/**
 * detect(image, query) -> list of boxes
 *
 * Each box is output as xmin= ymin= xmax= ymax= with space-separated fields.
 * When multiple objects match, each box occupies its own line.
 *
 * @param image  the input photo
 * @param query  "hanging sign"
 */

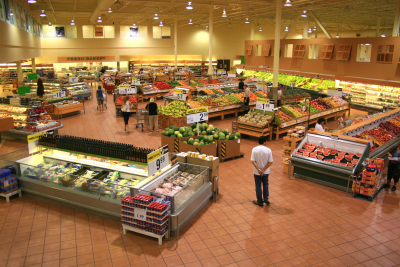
xmin=119 ymin=84 xmax=137 ymax=94
xmin=187 ymin=107 xmax=209 ymax=124
xmin=147 ymin=145 xmax=169 ymax=177
xmin=256 ymin=98 xmax=274 ymax=112
xmin=173 ymin=88 xmax=188 ymax=101
xmin=68 ymin=77 xmax=78 ymax=83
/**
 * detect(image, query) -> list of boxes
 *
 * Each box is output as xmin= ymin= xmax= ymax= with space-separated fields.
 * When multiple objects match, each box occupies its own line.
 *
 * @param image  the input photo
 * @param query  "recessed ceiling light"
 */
xmin=108 ymin=8 xmax=112 ymax=13
xmin=97 ymin=16 xmax=102 ymax=22
xmin=70 ymin=19 xmax=75 ymax=25
xmin=27 ymin=0 xmax=36 ymax=3
xmin=153 ymin=13 xmax=159 ymax=19
xmin=308 ymin=28 xmax=312 ymax=33
xmin=301 ymin=10 xmax=307 ymax=17
xmin=40 ymin=10 xmax=46 ymax=17
xmin=159 ymin=21 xmax=163 ymax=26
xmin=48 ymin=22 xmax=52 ymax=27
xmin=188 ymin=19 xmax=193 ymax=24
xmin=284 ymin=0 xmax=292 ymax=7
xmin=222 ymin=9 xmax=227 ymax=18
xmin=186 ymin=2 xmax=193 ymax=10
xmin=313 ymin=26 xmax=317 ymax=31
xmin=285 ymin=26 xmax=289 ymax=31
xmin=245 ymin=18 xmax=249 ymax=23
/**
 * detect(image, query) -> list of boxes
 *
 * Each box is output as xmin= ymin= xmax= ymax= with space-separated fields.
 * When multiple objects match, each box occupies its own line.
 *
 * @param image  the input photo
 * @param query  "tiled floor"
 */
xmin=0 ymin=84 xmax=400 ymax=267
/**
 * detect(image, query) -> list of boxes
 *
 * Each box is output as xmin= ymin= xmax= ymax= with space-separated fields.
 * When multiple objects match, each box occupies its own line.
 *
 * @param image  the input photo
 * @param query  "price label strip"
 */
xmin=173 ymin=89 xmax=187 ymax=101
xmin=255 ymin=98 xmax=274 ymax=112
xmin=187 ymin=107 xmax=208 ymax=124
xmin=147 ymin=145 xmax=169 ymax=177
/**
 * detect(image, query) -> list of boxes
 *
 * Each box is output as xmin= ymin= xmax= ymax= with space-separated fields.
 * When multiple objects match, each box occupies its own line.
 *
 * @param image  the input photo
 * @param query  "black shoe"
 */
xmin=384 ymin=184 xmax=391 ymax=188
xmin=264 ymin=201 xmax=271 ymax=205
xmin=391 ymin=186 xmax=396 ymax=191
xmin=253 ymin=200 xmax=263 ymax=206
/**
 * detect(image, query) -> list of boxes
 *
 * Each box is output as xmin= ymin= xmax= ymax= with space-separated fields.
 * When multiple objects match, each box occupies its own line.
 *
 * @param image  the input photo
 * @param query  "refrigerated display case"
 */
xmin=290 ymin=133 xmax=370 ymax=191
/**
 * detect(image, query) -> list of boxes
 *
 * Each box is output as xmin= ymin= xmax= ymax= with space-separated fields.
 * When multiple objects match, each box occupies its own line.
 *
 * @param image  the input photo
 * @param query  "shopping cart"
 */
xmin=134 ymin=109 xmax=149 ymax=132
xmin=96 ymin=92 xmax=107 ymax=111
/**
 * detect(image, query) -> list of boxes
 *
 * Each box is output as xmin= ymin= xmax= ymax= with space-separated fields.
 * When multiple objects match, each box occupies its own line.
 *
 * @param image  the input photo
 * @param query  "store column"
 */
xmin=16 ymin=61 xmax=23 ymax=87
xmin=250 ymin=23 xmax=254 ymax=40
xmin=393 ymin=0 xmax=400 ymax=37
xmin=303 ymin=17 xmax=308 ymax=38
xmin=174 ymin=16 xmax=178 ymax=69
xmin=31 ymin=58 xmax=36 ymax=73
xmin=208 ymin=4 xmax=213 ymax=83
xmin=272 ymin=0 xmax=282 ymax=106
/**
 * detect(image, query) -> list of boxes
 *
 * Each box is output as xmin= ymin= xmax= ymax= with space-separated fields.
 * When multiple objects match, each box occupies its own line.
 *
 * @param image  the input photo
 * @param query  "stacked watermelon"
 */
xmin=296 ymin=143 xmax=362 ymax=168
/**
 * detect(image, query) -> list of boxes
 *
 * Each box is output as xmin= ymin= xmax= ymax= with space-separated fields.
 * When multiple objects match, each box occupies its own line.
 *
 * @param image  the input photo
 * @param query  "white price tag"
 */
xmin=370 ymin=141 xmax=374 ymax=147
xmin=187 ymin=107 xmax=209 ymax=124
xmin=53 ymin=91 xmax=66 ymax=99
xmin=256 ymin=98 xmax=274 ymax=112
xmin=134 ymin=208 xmax=147 ymax=221
xmin=230 ymin=105 xmax=233 ymax=108
xmin=297 ymin=119 xmax=300 ymax=123
xmin=283 ymin=123 xmax=287 ymax=127
xmin=174 ymin=89 xmax=187 ymax=101
xmin=147 ymin=145 xmax=169 ymax=177
xmin=209 ymin=108 xmax=213 ymax=112
xmin=69 ymin=77 xmax=78 ymax=83
xmin=215 ymin=108 xmax=219 ymax=111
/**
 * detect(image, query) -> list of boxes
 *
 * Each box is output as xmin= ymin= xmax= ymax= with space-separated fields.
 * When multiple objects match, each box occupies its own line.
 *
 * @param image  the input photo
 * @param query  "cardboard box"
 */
xmin=217 ymin=139 xmax=240 ymax=160
xmin=362 ymin=177 xmax=376 ymax=185
xmin=161 ymin=135 xmax=190 ymax=153
xmin=363 ymin=170 xmax=377 ymax=179
xmin=179 ymin=140 xmax=217 ymax=157
xmin=177 ymin=155 xmax=187 ymax=163
xmin=187 ymin=157 xmax=203 ymax=166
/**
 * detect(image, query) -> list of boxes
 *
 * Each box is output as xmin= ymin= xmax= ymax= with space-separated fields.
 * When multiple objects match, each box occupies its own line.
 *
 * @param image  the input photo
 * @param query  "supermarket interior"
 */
xmin=1 ymin=0 xmax=400 ymax=267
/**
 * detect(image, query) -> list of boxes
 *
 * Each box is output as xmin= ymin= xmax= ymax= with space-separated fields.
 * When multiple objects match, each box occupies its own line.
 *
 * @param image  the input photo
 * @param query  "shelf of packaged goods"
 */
xmin=14 ymin=120 xmax=52 ymax=124
xmin=0 ymin=112 xmax=46 ymax=117
xmin=0 ymin=104 xmax=41 ymax=108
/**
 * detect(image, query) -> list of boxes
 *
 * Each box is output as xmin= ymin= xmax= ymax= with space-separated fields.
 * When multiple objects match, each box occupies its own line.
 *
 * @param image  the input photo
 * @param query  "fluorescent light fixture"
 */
xmin=313 ymin=26 xmax=317 ymax=31
xmin=159 ymin=21 xmax=163 ymax=26
xmin=301 ymin=10 xmax=307 ymax=17
xmin=336 ymin=34 xmax=339 ymax=38
xmin=285 ymin=26 xmax=289 ymax=31
xmin=108 ymin=8 xmax=112 ymax=13
xmin=153 ymin=13 xmax=159 ymax=19
xmin=259 ymin=27 xmax=262 ymax=32
xmin=27 ymin=0 xmax=36 ymax=3
xmin=284 ymin=0 xmax=292 ymax=6
xmin=245 ymin=18 xmax=249 ymax=23
xmin=381 ymin=33 xmax=386 ymax=37
xmin=186 ymin=2 xmax=193 ymax=10
xmin=70 ymin=19 xmax=75 ymax=25
xmin=97 ymin=16 xmax=102 ymax=22
xmin=222 ymin=9 xmax=227 ymax=17
xmin=188 ymin=19 xmax=193 ymax=24
xmin=132 ymin=23 xmax=137 ymax=28
xmin=308 ymin=28 xmax=312 ymax=33
xmin=40 ymin=10 xmax=46 ymax=17
xmin=48 ymin=22 xmax=52 ymax=27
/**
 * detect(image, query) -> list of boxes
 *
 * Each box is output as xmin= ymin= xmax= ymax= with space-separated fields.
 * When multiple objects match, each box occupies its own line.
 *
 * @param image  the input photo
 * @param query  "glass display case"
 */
xmin=290 ymin=133 xmax=370 ymax=191
xmin=62 ymin=82 xmax=92 ymax=98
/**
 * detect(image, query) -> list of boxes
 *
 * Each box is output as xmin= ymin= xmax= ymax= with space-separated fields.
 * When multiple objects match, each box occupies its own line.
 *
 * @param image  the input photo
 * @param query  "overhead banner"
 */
xmin=58 ymin=56 xmax=115 ymax=62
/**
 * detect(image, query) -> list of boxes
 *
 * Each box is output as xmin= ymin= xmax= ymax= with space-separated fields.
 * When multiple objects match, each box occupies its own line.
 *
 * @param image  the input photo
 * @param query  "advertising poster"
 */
xmin=0 ymin=0 xmax=5 ymax=21
xmin=94 ymin=27 xmax=103 ymax=37
xmin=4 ymin=0 xmax=15 ymax=25
xmin=129 ymin=27 xmax=139 ymax=37
xmin=16 ymin=2 xmax=25 ymax=30
xmin=56 ymin=26 xmax=65 ymax=37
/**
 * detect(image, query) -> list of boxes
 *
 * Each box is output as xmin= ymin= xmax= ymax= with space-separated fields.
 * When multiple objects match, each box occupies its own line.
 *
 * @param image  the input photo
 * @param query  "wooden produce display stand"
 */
xmin=237 ymin=119 xmax=272 ymax=138
xmin=52 ymin=102 xmax=85 ymax=119
xmin=206 ymin=102 xmax=256 ymax=121
xmin=216 ymin=139 xmax=241 ymax=161
xmin=282 ymin=136 xmax=304 ymax=174
xmin=271 ymin=105 xmax=349 ymax=141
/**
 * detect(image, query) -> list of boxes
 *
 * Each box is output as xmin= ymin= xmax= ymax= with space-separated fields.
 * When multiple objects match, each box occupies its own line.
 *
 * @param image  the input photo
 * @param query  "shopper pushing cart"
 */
xmin=96 ymin=85 xmax=107 ymax=111
xmin=134 ymin=109 xmax=148 ymax=132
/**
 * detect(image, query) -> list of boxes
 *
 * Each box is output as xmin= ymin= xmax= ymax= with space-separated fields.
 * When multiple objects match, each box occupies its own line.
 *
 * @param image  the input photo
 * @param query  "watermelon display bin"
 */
xmin=290 ymin=133 xmax=370 ymax=192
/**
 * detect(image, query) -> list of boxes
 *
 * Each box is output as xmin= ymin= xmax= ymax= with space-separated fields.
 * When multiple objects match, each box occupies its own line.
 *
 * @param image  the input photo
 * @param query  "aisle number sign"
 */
xmin=147 ymin=145 xmax=169 ymax=177
xmin=256 ymin=98 xmax=274 ymax=112
xmin=187 ymin=107 xmax=208 ymax=124
xmin=173 ymin=89 xmax=187 ymax=101
xmin=119 ymin=84 xmax=137 ymax=94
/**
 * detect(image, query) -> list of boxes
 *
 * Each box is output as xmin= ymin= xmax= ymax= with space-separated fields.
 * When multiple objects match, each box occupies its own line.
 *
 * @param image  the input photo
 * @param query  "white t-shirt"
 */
xmin=315 ymin=123 xmax=324 ymax=132
xmin=277 ymin=90 xmax=282 ymax=100
xmin=125 ymin=101 xmax=130 ymax=112
xmin=251 ymin=145 xmax=273 ymax=175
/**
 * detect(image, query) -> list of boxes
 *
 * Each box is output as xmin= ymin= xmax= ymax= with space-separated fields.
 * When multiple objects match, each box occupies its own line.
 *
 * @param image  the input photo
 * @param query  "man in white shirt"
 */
xmin=315 ymin=118 xmax=327 ymax=132
xmin=251 ymin=136 xmax=274 ymax=206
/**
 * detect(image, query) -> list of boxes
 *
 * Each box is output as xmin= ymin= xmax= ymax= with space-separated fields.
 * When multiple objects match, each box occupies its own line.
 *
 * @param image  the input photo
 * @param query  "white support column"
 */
xmin=16 ymin=61 xmax=23 ymax=87
xmin=393 ymin=0 xmax=400 ymax=37
xmin=208 ymin=4 xmax=213 ymax=76
xmin=309 ymin=11 xmax=332 ymax=38
xmin=31 ymin=58 xmax=36 ymax=73
xmin=376 ymin=17 xmax=381 ymax=37
xmin=174 ymin=16 xmax=178 ymax=69
xmin=250 ymin=23 xmax=254 ymax=40
xmin=315 ymin=26 xmax=318 ymax=38
xmin=303 ymin=17 xmax=308 ymax=39
xmin=273 ymin=0 xmax=282 ymax=88
xmin=283 ymin=13 xmax=302 ymax=39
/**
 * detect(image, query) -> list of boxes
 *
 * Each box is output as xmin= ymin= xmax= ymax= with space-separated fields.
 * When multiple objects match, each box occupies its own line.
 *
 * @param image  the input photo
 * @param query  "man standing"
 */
xmin=251 ymin=136 xmax=273 ymax=206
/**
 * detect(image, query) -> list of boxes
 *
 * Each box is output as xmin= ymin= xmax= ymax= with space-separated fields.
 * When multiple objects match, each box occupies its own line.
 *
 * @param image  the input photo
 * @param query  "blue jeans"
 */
xmin=254 ymin=174 xmax=269 ymax=204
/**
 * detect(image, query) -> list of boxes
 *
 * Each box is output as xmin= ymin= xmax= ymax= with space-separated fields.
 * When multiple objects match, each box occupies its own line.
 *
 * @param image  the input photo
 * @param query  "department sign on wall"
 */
xmin=58 ymin=56 xmax=115 ymax=62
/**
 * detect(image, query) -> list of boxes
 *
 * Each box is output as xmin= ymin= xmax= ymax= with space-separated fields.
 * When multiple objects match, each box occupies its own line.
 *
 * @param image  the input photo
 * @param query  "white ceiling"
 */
xmin=22 ymin=0 xmax=398 ymax=32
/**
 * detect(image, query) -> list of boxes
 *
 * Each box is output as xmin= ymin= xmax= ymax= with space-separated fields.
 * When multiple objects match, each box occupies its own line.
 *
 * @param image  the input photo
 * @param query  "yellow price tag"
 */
xmin=187 ymin=107 xmax=208 ymax=115
xmin=256 ymin=98 xmax=270 ymax=104
xmin=119 ymin=84 xmax=131 ymax=89
xmin=27 ymin=132 xmax=44 ymax=143
xmin=147 ymin=146 xmax=167 ymax=163
xmin=174 ymin=89 xmax=184 ymax=94
xmin=52 ymin=89 xmax=61 ymax=93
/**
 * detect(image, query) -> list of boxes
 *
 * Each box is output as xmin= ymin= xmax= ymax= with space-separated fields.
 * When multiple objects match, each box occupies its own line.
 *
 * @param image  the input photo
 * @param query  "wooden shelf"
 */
xmin=293 ymin=45 xmax=305 ymax=58
xmin=261 ymin=44 xmax=271 ymax=57
xmin=377 ymin=45 xmax=394 ymax=63
xmin=336 ymin=44 xmax=352 ymax=61
xmin=321 ymin=44 xmax=334 ymax=60
xmin=245 ymin=45 xmax=253 ymax=56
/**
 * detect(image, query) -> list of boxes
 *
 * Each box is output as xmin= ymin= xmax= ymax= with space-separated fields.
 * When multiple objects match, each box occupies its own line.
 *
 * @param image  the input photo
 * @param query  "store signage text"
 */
xmin=58 ymin=56 xmax=115 ymax=62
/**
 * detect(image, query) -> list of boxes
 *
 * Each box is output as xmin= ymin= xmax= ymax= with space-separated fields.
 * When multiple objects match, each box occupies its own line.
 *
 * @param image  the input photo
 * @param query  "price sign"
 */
xmin=53 ymin=91 xmax=66 ymax=99
xmin=255 ymin=98 xmax=274 ymax=112
xmin=228 ymin=73 xmax=236 ymax=77
xmin=256 ymin=82 xmax=266 ymax=91
xmin=134 ymin=207 xmax=147 ymax=221
xmin=187 ymin=107 xmax=208 ymax=124
xmin=147 ymin=145 xmax=169 ymax=177
xmin=69 ymin=77 xmax=78 ymax=83
xmin=132 ymin=78 xmax=141 ymax=85
xmin=119 ymin=85 xmax=137 ymax=94
xmin=174 ymin=89 xmax=187 ymax=101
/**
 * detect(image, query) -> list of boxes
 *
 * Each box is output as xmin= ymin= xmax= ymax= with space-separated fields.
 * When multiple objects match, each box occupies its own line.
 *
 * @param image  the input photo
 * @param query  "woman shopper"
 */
xmin=122 ymin=95 xmax=131 ymax=133
xmin=243 ymin=85 xmax=250 ymax=115
xmin=96 ymin=85 xmax=105 ymax=111
xmin=146 ymin=98 xmax=159 ymax=133
xmin=385 ymin=143 xmax=400 ymax=191
xmin=37 ymin=78 xmax=45 ymax=98
xmin=315 ymin=118 xmax=327 ymax=132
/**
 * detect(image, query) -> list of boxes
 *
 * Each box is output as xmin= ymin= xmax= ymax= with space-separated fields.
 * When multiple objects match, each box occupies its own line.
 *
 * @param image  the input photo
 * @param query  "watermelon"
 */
xmin=296 ymin=152 xmax=303 ymax=156
xmin=324 ymin=159 xmax=332 ymax=163
xmin=341 ymin=150 xmax=347 ymax=154
xmin=323 ymin=151 xmax=330 ymax=157
xmin=303 ymin=152 xmax=310 ymax=157
xmin=319 ymin=146 xmax=325 ymax=150
xmin=347 ymin=163 xmax=354 ymax=167
xmin=235 ymin=132 xmax=240 ymax=138
xmin=310 ymin=155 xmax=317 ymax=159
xmin=179 ymin=127 xmax=185 ymax=134
xmin=336 ymin=155 xmax=344 ymax=160
xmin=356 ymin=153 xmax=362 ymax=158
xmin=299 ymin=149 xmax=305 ymax=152
xmin=305 ymin=143 xmax=311 ymax=146
xmin=229 ymin=134 xmax=235 ymax=140
xmin=340 ymin=163 xmax=347 ymax=166
xmin=311 ymin=153 xmax=317 ymax=157
xmin=348 ymin=152 xmax=355 ymax=156
xmin=325 ymin=147 xmax=332 ymax=151
xmin=330 ymin=151 xmax=337 ymax=155
xmin=352 ymin=159 xmax=359 ymax=164
xmin=332 ymin=160 xmax=340 ymax=164
xmin=318 ymin=155 xmax=324 ymax=160
xmin=317 ymin=150 xmax=323 ymax=154
xmin=345 ymin=155 xmax=353 ymax=161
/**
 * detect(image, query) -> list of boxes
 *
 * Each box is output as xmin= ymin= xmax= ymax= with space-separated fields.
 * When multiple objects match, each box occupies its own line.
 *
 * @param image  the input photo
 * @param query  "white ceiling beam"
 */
xmin=282 ymin=13 xmax=301 ymax=39
xmin=308 ymin=10 xmax=332 ymax=38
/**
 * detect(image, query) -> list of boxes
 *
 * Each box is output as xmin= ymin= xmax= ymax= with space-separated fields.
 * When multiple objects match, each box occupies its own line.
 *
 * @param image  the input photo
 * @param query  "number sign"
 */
xmin=53 ymin=91 xmax=66 ymax=99
xmin=134 ymin=208 xmax=147 ymax=221
xmin=174 ymin=89 xmax=187 ymax=101
xmin=147 ymin=145 xmax=169 ymax=177
xmin=255 ymin=98 xmax=274 ymax=112
xmin=119 ymin=84 xmax=137 ymax=94
xmin=187 ymin=107 xmax=209 ymax=124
